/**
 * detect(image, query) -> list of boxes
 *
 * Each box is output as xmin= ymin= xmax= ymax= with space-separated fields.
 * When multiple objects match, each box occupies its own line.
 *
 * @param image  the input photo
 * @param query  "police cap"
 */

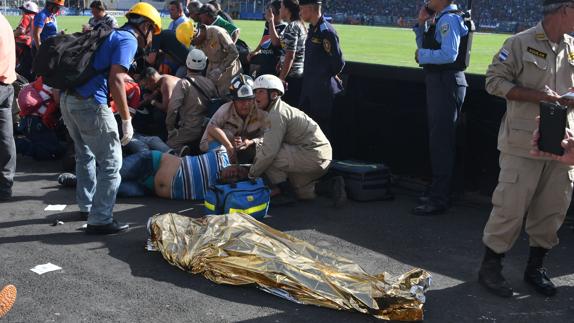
xmin=543 ymin=0 xmax=574 ymax=5
xmin=299 ymin=0 xmax=322 ymax=5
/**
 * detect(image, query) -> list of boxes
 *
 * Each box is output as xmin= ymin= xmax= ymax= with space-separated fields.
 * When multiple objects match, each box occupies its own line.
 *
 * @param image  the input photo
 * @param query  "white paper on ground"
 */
xmin=30 ymin=263 xmax=62 ymax=275
xmin=44 ymin=204 xmax=67 ymax=211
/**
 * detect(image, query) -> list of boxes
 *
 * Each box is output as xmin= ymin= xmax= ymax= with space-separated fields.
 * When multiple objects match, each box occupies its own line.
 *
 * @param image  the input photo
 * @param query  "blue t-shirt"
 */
xmin=34 ymin=8 xmax=58 ymax=42
xmin=75 ymin=28 xmax=138 ymax=105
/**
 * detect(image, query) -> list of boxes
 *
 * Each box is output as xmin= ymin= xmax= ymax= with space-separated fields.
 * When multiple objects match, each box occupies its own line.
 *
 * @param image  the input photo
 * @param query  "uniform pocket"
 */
xmin=491 ymin=169 xmax=518 ymax=208
xmin=507 ymin=117 xmax=537 ymax=148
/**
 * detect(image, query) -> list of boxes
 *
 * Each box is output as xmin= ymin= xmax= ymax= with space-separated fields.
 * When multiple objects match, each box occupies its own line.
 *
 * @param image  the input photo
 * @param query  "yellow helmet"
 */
xmin=126 ymin=2 xmax=162 ymax=35
xmin=176 ymin=21 xmax=195 ymax=48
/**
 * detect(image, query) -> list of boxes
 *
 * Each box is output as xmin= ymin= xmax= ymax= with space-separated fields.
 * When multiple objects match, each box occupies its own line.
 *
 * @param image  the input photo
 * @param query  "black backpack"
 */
xmin=33 ymin=26 xmax=114 ymax=90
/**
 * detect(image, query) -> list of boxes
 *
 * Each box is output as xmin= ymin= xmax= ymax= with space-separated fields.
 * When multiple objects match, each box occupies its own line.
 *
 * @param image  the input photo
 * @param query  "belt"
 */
xmin=66 ymin=89 xmax=86 ymax=99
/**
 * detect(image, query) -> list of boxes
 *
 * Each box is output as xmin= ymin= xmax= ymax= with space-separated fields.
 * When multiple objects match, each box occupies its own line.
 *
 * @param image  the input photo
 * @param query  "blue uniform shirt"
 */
xmin=413 ymin=4 xmax=468 ymax=65
xmin=303 ymin=15 xmax=345 ymax=95
xmin=75 ymin=28 xmax=138 ymax=105
xmin=34 ymin=8 xmax=58 ymax=42
xmin=168 ymin=15 xmax=188 ymax=32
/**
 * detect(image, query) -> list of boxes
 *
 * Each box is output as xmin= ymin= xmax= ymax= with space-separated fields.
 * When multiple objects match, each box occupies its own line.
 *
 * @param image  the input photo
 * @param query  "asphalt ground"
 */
xmin=2 ymin=156 xmax=574 ymax=322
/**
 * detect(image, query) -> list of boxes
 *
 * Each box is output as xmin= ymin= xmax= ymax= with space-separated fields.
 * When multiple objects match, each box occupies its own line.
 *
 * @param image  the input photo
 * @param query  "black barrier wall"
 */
xmin=333 ymin=62 xmax=507 ymax=196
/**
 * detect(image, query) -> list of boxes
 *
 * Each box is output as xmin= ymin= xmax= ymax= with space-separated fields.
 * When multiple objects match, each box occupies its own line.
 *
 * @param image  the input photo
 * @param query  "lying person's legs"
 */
xmin=117 ymin=150 xmax=158 ymax=197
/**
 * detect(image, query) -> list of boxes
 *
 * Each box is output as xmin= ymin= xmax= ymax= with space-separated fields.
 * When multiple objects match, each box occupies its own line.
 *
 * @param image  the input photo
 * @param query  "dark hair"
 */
xmin=268 ymin=0 xmax=281 ymax=15
xmin=143 ymin=67 xmax=159 ymax=79
xmin=169 ymin=0 xmax=182 ymax=10
xmin=89 ymin=0 xmax=106 ymax=10
xmin=199 ymin=3 xmax=218 ymax=18
xmin=207 ymin=0 xmax=221 ymax=11
xmin=281 ymin=0 xmax=301 ymax=21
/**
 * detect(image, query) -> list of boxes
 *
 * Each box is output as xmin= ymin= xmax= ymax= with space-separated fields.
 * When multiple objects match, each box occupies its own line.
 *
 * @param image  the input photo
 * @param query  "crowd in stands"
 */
xmin=321 ymin=0 xmax=542 ymax=31
xmin=229 ymin=0 xmax=540 ymax=32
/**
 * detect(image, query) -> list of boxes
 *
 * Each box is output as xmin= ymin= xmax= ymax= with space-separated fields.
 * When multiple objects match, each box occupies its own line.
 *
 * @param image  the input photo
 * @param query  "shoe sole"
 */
xmin=85 ymin=227 xmax=129 ymax=235
xmin=523 ymin=276 xmax=557 ymax=297
xmin=0 ymin=284 xmax=17 ymax=318
xmin=478 ymin=275 xmax=513 ymax=298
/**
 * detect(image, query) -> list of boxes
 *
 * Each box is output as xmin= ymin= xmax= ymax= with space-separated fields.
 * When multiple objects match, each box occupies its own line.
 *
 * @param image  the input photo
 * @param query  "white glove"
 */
xmin=208 ymin=68 xmax=222 ymax=81
xmin=120 ymin=118 xmax=134 ymax=146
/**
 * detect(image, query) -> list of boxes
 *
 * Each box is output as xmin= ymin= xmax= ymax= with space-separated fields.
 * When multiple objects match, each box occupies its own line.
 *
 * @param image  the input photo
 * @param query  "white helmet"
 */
xmin=253 ymin=74 xmax=284 ymax=96
xmin=186 ymin=48 xmax=207 ymax=71
xmin=20 ymin=1 xmax=39 ymax=13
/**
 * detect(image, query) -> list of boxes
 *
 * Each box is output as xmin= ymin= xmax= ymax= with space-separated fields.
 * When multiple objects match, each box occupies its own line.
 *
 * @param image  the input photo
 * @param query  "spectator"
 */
xmin=199 ymin=3 xmax=240 ymax=43
xmin=33 ymin=0 xmax=64 ymax=50
xmin=0 ymin=12 xmax=17 ymax=201
xmin=248 ymin=0 xmax=288 ymax=77
xmin=267 ymin=0 xmax=306 ymax=107
xmin=14 ymin=1 xmax=39 ymax=80
xmin=84 ymin=1 xmax=119 ymax=32
xmin=168 ymin=0 xmax=189 ymax=31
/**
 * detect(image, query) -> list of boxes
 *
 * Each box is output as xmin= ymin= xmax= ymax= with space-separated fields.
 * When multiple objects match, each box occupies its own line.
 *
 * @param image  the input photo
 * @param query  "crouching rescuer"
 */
xmin=249 ymin=74 xmax=346 ymax=206
xmin=59 ymin=2 xmax=162 ymax=234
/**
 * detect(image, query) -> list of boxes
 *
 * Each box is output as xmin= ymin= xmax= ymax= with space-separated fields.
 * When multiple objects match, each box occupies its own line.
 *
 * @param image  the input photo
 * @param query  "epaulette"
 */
xmin=320 ymin=22 xmax=328 ymax=32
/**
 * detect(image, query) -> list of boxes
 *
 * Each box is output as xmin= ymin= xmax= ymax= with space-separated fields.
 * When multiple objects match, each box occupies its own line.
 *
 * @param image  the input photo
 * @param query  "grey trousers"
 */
xmin=0 ymin=84 xmax=15 ymax=196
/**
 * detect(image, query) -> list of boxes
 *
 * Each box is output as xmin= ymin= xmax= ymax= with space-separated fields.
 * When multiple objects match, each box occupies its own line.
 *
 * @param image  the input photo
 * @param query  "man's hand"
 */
xmin=417 ymin=6 xmax=432 ymax=26
xmin=121 ymin=118 xmax=134 ymax=146
xmin=265 ymin=7 xmax=274 ymax=23
xmin=234 ymin=137 xmax=254 ymax=151
xmin=531 ymin=117 xmax=574 ymax=164
xmin=225 ymin=144 xmax=236 ymax=163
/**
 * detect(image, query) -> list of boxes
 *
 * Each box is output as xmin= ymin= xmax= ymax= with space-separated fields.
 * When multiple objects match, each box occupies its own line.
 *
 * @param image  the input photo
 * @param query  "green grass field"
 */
xmin=7 ymin=16 xmax=508 ymax=75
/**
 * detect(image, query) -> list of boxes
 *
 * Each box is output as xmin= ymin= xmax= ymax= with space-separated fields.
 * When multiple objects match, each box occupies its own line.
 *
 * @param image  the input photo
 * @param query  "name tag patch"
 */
xmin=527 ymin=47 xmax=547 ymax=59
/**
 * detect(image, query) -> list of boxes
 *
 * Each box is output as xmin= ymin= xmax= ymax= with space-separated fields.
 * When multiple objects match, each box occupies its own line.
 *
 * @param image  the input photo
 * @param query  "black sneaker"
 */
xmin=86 ymin=220 xmax=129 ymax=235
xmin=58 ymin=173 xmax=77 ymax=187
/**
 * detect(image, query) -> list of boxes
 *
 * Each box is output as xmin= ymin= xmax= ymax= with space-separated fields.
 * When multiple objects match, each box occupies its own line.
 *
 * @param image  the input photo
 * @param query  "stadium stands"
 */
xmin=230 ymin=0 xmax=543 ymax=33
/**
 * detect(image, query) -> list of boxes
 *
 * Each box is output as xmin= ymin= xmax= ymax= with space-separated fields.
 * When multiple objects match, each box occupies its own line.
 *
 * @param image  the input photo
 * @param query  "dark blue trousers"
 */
xmin=425 ymin=70 xmax=467 ymax=206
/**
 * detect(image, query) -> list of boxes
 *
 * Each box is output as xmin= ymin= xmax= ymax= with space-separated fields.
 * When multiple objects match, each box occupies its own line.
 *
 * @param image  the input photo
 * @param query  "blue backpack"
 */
xmin=204 ymin=178 xmax=271 ymax=220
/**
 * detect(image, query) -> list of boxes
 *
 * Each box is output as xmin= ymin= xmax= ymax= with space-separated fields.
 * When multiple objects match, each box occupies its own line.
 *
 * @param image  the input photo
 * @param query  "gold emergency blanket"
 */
xmin=149 ymin=213 xmax=431 ymax=321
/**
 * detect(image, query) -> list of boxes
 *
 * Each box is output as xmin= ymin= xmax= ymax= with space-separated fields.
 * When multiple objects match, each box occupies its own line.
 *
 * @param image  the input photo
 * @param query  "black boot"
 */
xmin=270 ymin=182 xmax=296 ymax=207
xmin=524 ymin=247 xmax=556 ymax=297
xmin=478 ymin=247 xmax=514 ymax=297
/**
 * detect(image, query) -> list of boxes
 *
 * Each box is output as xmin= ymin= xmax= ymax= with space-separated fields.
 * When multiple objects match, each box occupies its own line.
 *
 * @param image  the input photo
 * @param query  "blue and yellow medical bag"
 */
xmin=204 ymin=178 xmax=271 ymax=220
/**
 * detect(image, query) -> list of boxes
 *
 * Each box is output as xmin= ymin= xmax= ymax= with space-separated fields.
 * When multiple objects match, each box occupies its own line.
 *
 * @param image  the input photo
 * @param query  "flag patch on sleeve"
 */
xmin=499 ymin=48 xmax=509 ymax=62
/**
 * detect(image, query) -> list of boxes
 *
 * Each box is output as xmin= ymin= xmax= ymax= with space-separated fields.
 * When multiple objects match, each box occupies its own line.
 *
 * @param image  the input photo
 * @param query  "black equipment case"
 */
xmin=330 ymin=160 xmax=394 ymax=201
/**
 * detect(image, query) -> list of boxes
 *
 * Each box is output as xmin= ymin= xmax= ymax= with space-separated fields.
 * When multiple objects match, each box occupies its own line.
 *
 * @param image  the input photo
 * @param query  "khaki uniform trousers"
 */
xmin=264 ymin=143 xmax=331 ymax=199
xmin=483 ymin=152 xmax=574 ymax=254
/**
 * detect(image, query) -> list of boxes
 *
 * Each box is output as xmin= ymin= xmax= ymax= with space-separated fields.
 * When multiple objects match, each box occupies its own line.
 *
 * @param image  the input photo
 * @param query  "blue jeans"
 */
xmin=118 ymin=151 xmax=154 ymax=197
xmin=16 ymin=116 xmax=66 ymax=160
xmin=0 ymin=84 xmax=15 ymax=197
xmin=60 ymin=92 xmax=122 ymax=225
xmin=124 ymin=133 xmax=171 ymax=155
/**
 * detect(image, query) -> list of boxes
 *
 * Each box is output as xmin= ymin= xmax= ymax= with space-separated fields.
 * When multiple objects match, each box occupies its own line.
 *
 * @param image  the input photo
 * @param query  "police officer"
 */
xmin=412 ymin=0 xmax=469 ymax=216
xmin=479 ymin=0 xmax=574 ymax=298
xmin=299 ymin=0 xmax=344 ymax=138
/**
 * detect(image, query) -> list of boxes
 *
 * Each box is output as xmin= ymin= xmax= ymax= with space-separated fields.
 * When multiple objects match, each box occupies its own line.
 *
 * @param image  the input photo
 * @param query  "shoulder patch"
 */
xmin=323 ymin=39 xmax=332 ymax=55
xmin=440 ymin=23 xmax=449 ymax=35
xmin=499 ymin=48 xmax=509 ymax=62
xmin=527 ymin=47 xmax=547 ymax=59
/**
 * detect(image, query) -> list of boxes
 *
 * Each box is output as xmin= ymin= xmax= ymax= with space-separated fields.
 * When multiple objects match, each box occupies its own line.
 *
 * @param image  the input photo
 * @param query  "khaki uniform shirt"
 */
xmin=486 ymin=22 xmax=574 ymax=158
xmin=249 ymin=99 xmax=332 ymax=178
xmin=166 ymin=74 xmax=217 ymax=149
xmin=199 ymin=101 xmax=268 ymax=152
xmin=196 ymin=26 xmax=242 ymax=96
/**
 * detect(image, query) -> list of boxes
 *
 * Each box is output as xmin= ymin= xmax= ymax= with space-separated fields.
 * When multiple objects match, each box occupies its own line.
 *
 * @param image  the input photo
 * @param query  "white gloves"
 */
xmin=120 ymin=117 xmax=134 ymax=146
